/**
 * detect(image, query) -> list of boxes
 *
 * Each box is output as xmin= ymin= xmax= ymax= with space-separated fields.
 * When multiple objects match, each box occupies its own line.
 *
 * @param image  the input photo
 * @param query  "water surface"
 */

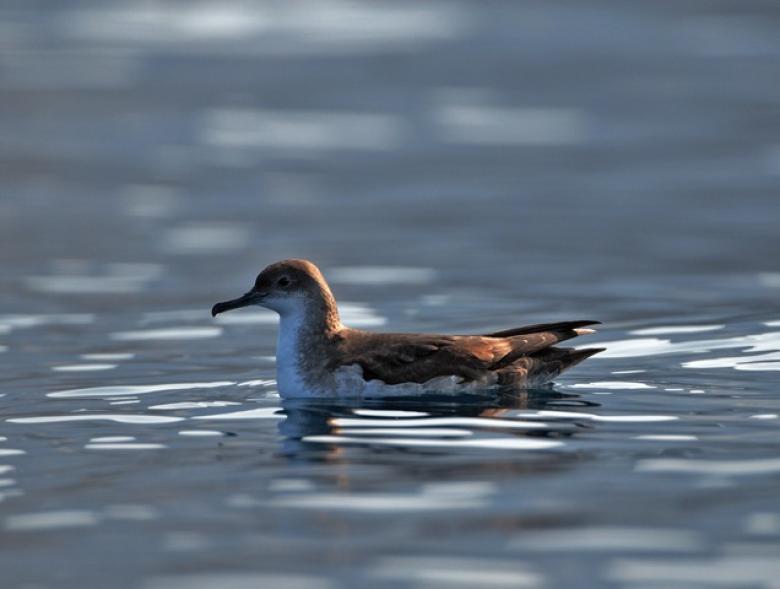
xmin=2 ymin=1 xmax=780 ymax=588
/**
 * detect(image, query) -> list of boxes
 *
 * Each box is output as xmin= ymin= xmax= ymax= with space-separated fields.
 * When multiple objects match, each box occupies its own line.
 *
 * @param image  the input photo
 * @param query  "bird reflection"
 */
xmin=276 ymin=387 xmax=598 ymax=462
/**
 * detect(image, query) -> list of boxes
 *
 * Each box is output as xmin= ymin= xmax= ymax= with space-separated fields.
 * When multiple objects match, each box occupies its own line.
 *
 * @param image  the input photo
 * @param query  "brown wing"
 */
xmin=335 ymin=332 xmax=501 ymax=385
xmin=335 ymin=321 xmax=599 ymax=385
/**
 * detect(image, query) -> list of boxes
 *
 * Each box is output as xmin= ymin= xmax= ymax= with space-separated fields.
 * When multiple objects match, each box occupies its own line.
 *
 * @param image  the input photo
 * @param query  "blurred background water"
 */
xmin=2 ymin=1 xmax=780 ymax=588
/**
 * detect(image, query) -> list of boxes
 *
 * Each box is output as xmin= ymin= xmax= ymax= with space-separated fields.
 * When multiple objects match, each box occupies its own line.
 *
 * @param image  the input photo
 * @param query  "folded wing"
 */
xmin=336 ymin=321 xmax=602 ymax=386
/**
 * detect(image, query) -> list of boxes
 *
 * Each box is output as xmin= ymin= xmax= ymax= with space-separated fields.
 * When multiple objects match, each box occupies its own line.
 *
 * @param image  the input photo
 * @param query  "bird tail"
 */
xmin=498 ymin=346 xmax=605 ymax=388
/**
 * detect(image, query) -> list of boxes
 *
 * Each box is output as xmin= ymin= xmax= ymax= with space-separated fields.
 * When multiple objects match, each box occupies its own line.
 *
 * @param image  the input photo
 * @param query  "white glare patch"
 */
xmin=750 ymin=414 xmax=778 ymax=420
xmin=24 ymin=276 xmax=135 ymax=294
xmin=636 ymin=458 xmax=780 ymax=476
xmin=631 ymin=325 xmax=724 ymax=336
xmin=338 ymin=302 xmax=387 ymax=327
xmin=201 ymin=108 xmax=405 ymax=153
xmin=81 ymin=353 xmax=135 ymax=361
xmin=433 ymin=88 xmax=587 ymax=146
xmin=52 ymin=364 xmax=117 ymax=372
xmin=111 ymin=327 xmax=223 ymax=340
xmin=103 ymin=504 xmax=158 ymax=521
xmin=8 ymin=415 xmax=183 ymax=425
xmin=0 ymin=450 xmax=26 ymax=456
xmin=634 ymin=435 xmax=698 ymax=441
xmin=509 ymin=527 xmax=703 ymax=552
xmin=48 ymin=381 xmax=234 ymax=398
xmin=0 ymin=314 xmax=94 ymax=332
xmin=214 ymin=310 xmax=276 ymax=325
xmin=570 ymin=381 xmax=655 ymax=390
xmin=330 ymin=267 xmax=435 ymax=285
xmin=89 ymin=436 xmax=136 ymax=443
xmin=178 ymin=430 xmax=225 ymax=437
xmin=121 ymin=185 xmax=180 ymax=218
xmin=353 ymin=409 xmax=429 ymax=417
xmin=163 ymin=223 xmax=250 ymax=254
xmin=86 ymin=443 xmax=167 ymax=450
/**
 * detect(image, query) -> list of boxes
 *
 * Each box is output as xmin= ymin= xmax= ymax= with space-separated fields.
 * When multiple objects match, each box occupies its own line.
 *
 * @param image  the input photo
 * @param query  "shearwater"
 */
xmin=212 ymin=259 xmax=603 ymax=398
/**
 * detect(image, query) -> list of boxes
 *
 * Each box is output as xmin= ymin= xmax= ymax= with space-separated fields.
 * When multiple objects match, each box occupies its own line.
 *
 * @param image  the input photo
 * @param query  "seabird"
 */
xmin=212 ymin=259 xmax=603 ymax=398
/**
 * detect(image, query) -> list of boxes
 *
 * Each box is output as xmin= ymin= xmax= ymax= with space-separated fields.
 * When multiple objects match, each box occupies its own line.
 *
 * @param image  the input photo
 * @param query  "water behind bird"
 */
xmin=2 ymin=1 xmax=780 ymax=588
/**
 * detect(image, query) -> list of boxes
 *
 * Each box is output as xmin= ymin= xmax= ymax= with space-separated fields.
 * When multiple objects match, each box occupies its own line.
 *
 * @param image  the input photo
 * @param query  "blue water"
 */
xmin=2 ymin=1 xmax=780 ymax=588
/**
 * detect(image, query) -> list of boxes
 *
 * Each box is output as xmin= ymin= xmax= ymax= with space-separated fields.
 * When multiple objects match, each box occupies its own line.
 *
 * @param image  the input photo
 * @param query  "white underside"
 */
xmin=274 ymin=310 xmax=502 ymax=398
xmin=326 ymin=363 xmax=501 ymax=398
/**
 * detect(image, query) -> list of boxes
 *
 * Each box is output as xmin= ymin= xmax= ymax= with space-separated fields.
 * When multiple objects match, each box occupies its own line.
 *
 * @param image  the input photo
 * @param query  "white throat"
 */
xmin=275 ymin=306 xmax=309 ymax=396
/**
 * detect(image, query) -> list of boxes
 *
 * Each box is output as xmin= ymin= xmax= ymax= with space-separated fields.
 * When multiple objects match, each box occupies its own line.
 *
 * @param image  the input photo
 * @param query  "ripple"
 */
xmin=607 ymin=555 xmax=780 ymax=586
xmin=149 ymin=401 xmax=240 ymax=411
xmin=5 ymin=510 xmax=100 ymax=531
xmin=111 ymin=327 xmax=223 ymax=341
xmin=509 ymin=526 xmax=703 ymax=552
xmin=237 ymin=379 xmax=276 ymax=387
xmin=518 ymin=410 xmax=677 ymax=423
xmin=631 ymin=325 xmax=724 ymax=335
xmin=596 ymin=330 xmax=780 ymax=364
xmin=0 ymin=466 xmax=15 ymax=475
xmin=370 ymin=556 xmax=542 ymax=587
xmin=193 ymin=407 xmax=283 ymax=420
xmin=271 ymin=491 xmax=487 ymax=512
xmin=142 ymin=573 xmax=331 ymax=589
xmin=636 ymin=457 xmax=780 ymax=476
xmin=8 ymin=415 xmax=183 ymax=424
xmin=683 ymin=350 xmax=780 ymax=370
xmin=304 ymin=435 xmax=562 ymax=450
xmin=48 ymin=380 xmax=234 ymax=398
xmin=339 ymin=428 xmax=473 ymax=437
xmin=333 ymin=416 xmax=551 ymax=429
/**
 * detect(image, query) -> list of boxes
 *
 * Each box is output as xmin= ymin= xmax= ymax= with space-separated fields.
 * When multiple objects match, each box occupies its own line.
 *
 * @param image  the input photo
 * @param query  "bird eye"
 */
xmin=277 ymin=276 xmax=290 ymax=288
